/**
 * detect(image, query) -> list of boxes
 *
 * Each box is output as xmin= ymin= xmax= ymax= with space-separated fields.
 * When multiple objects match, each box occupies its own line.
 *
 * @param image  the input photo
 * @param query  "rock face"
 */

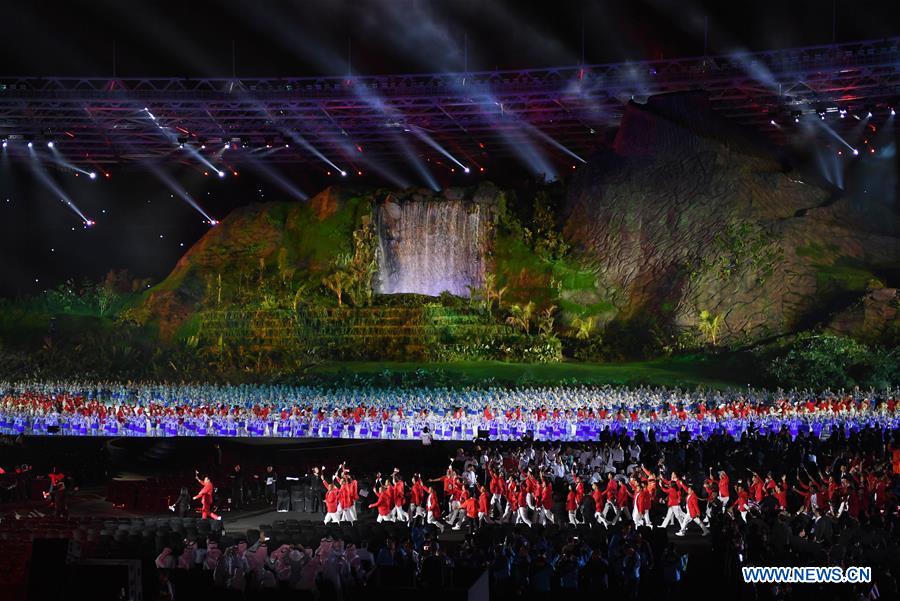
xmin=564 ymin=91 xmax=900 ymax=343
xmin=827 ymin=288 xmax=900 ymax=344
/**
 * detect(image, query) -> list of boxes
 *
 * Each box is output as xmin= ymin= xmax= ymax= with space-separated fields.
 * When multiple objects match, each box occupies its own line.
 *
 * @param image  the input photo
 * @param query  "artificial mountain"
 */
xmin=137 ymin=91 xmax=900 ymax=362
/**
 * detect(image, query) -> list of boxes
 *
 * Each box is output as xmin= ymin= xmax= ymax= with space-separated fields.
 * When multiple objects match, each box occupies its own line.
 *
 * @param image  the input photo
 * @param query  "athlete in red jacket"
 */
xmin=632 ymin=483 xmax=652 ymax=528
xmin=658 ymin=473 xmax=684 ymax=529
xmin=425 ymin=486 xmax=445 ymax=533
xmin=715 ymin=469 xmax=730 ymax=512
xmin=409 ymin=476 xmax=426 ymax=521
xmin=488 ymin=466 xmax=506 ymax=516
xmin=600 ymin=474 xmax=619 ymax=524
xmin=193 ymin=472 xmax=221 ymax=521
xmin=676 ymin=484 xmax=710 ymax=536
xmin=368 ymin=485 xmax=395 ymax=523
xmin=477 ymin=485 xmax=492 ymax=524
xmin=515 ymin=486 xmax=532 ymax=527
xmin=566 ymin=484 xmax=579 ymax=526
xmin=539 ymin=477 xmax=555 ymax=525
xmin=321 ymin=476 xmax=341 ymax=524
xmin=391 ymin=477 xmax=409 ymax=522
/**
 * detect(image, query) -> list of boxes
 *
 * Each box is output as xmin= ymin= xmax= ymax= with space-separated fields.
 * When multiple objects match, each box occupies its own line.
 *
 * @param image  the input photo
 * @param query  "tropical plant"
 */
xmin=571 ymin=315 xmax=596 ymax=340
xmin=276 ymin=248 xmax=296 ymax=286
xmin=537 ymin=304 xmax=557 ymax=336
xmin=322 ymin=270 xmax=352 ymax=307
xmin=346 ymin=221 xmax=378 ymax=307
xmin=292 ymin=284 xmax=308 ymax=313
xmin=506 ymin=301 xmax=536 ymax=334
xmin=697 ymin=309 xmax=724 ymax=346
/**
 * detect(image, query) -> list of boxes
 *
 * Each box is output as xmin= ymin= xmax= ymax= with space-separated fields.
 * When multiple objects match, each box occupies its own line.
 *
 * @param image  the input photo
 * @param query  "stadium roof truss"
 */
xmin=0 ymin=37 xmax=897 ymax=165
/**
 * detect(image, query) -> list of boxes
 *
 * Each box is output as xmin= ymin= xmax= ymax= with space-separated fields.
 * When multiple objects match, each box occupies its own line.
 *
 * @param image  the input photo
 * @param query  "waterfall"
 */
xmin=375 ymin=196 xmax=486 ymax=297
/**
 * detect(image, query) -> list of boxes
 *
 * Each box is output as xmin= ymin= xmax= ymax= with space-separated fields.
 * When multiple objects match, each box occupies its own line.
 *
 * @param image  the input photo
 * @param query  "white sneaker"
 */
xmin=675 ymin=530 xmax=685 ymax=536
xmin=452 ymin=524 xmax=461 ymax=530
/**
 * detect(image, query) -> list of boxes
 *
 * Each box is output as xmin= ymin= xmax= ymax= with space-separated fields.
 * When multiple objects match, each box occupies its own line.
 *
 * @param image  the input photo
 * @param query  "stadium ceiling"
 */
xmin=0 ymin=36 xmax=898 ymax=165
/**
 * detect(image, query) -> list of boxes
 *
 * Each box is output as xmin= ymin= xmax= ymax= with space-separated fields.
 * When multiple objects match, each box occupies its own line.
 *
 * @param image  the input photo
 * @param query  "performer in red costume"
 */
xmin=632 ymin=482 xmax=653 ymax=528
xmin=315 ymin=467 xmax=341 ymax=524
xmin=391 ymin=474 xmax=409 ymax=522
xmin=677 ymin=481 xmax=710 ymax=536
xmin=477 ymin=484 xmax=492 ymax=525
xmin=539 ymin=476 xmax=555 ymax=525
xmin=193 ymin=471 xmax=221 ymax=520
xmin=425 ymin=486 xmax=445 ymax=533
xmin=658 ymin=471 xmax=685 ymax=529
xmin=368 ymin=483 xmax=395 ymax=523
xmin=566 ymin=484 xmax=579 ymax=526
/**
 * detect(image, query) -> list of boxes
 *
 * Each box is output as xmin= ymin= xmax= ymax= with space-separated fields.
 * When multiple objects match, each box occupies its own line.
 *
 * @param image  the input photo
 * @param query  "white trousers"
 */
xmin=516 ymin=507 xmax=532 ymax=527
xmin=324 ymin=511 xmax=341 ymax=524
xmin=660 ymin=505 xmax=683 ymax=528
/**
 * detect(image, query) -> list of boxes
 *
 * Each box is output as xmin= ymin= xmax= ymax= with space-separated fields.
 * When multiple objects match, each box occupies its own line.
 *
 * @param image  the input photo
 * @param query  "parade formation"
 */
xmin=1 ymin=381 xmax=897 ymax=442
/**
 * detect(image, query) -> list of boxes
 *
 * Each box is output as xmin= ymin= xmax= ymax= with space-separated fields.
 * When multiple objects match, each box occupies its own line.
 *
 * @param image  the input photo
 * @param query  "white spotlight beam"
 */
xmin=26 ymin=147 xmax=94 ymax=225
xmin=146 ymin=164 xmax=219 ymax=224
xmin=408 ymin=127 xmax=468 ymax=171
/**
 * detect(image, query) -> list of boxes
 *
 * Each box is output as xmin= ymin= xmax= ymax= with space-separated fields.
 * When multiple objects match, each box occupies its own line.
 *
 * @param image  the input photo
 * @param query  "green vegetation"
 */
xmin=691 ymin=220 xmax=782 ymax=285
xmin=697 ymin=310 xmax=724 ymax=346
xmin=0 ymin=181 xmax=896 ymax=391
xmin=762 ymin=333 xmax=899 ymax=390
xmin=304 ymin=356 xmax=741 ymax=389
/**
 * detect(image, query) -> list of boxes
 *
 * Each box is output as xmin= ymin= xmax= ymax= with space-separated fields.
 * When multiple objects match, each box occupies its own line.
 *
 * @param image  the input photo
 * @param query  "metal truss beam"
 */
xmin=0 ymin=37 xmax=898 ymax=165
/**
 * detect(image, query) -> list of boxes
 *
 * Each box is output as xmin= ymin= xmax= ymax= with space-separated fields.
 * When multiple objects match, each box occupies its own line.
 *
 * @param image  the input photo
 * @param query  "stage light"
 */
xmin=232 ymin=171 xmax=239 ymax=177
xmin=200 ymin=144 xmax=206 ymax=150
xmin=867 ymin=112 xmax=873 ymax=118
xmin=284 ymin=143 xmax=290 ymax=148
xmin=27 ymin=141 xmax=33 ymax=148
xmin=217 ymin=170 xmax=226 ymax=178
xmin=463 ymin=167 xmax=470 ymax=173
xmin=340 ymin=170 xmax=347 ymax=177
xmin=769 ymin=120 xmax=776 ymax=125
xmin=1 ymin=141 xmax=6 ymax=149
xmin=209 ymin=219 xmax=219 ymax=226
xmin=852 ymin=148 xmax=859 ymax=155
xmin=89 ymin=172 xmax=97 ymax=180
xmin=84 ymin=219 xmax=95 ymax=227
xmin=47 ymin=141 xmax=54 ymax=149
xmin=357 ymin=170 xmax=363 ymax=176
xmin=479 ymin=167 xmax=485 ymax=172
xmin=892 ymin=108 xmax=896 ymax=116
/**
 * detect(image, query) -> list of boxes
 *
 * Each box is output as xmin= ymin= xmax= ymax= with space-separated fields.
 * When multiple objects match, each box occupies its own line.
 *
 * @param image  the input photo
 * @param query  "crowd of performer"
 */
xmin=1 ymin=380 xmax=898 ymax=442
xmin=302 ymin=432 xmax=899 ymax=539
xmin=6 ymin=421 xmax=897 ymax=599
xmin=154 ymin=425 xmax=898 ymax=599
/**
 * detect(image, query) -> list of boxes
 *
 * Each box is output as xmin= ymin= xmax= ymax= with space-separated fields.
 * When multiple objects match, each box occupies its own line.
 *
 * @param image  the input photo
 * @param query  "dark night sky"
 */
xmin=1 ymin=0 xmax=899 ymax=297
